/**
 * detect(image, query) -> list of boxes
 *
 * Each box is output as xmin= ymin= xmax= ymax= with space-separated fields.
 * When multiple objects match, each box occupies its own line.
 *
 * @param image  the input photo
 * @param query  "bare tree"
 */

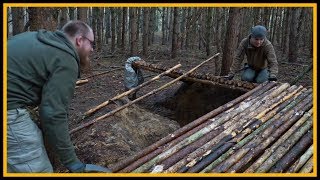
xmin=130 ymin=8 xmax=138 ymax=56
xmin=288 ymin=8 xmax=299 ymax=62
xmin=171 ymin=7 xmax=179 ymax=59
xmin=11 ymin=7 xmax=24 ymax=35
xmin=142 ymin=8 xmax=150 ymax=57
xmin=110 ymin=8 xmax=116 ymax=53
xmin=77 ymin=7 xmax=88 ymax=23
xmin=205 ymin=8 xmax=213 ymax=56
xmin=58 ymin=8 xmax=68 ymax=29
xmin=220 ymin=8 xmax=242 ymax=76
xmin=121 ymin=7 xmax=127 ymax=50
xmin=28 ymin=7 xmax=59 ymax=31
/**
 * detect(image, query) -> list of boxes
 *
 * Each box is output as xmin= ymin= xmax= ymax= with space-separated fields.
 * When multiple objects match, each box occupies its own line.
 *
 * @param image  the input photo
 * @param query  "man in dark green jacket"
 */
xmin=225 ymin=25 xmax=278 ymax=83
xmin=7 ymin=20 xmax=111 ymax=173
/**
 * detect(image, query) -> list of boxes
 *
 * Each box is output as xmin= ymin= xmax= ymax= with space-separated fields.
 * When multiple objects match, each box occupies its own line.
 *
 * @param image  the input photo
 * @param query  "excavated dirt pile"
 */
xmin=54 ymin=99 xmax=180 ymax=172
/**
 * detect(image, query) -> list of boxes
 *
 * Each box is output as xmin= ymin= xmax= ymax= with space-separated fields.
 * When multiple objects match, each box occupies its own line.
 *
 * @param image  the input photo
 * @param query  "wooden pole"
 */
xmin=298 ymin=155 xmax=313 ymax=173
xmin=269 ymin=130 xmax=313 ymax=173
xmin=69 ymin=53 xmax=220 ymax=134
xmin=200 ymin=88 xmax=311 ymax=173
xmin=286 ymin=145 xmax=313 ymax=173
xmin=225 ymin=95 xmax=312 ymax=173
xmin=245 ymin=109 xmax=312 ymax=173
xmin=76 ymin=79 xmax=89 ymax=85
xmin=82 ymin=64 xmax=182 ymax=118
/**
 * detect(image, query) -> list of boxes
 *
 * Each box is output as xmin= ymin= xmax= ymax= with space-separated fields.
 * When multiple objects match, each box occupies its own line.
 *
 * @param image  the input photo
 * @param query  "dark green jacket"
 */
xmin=229 ymin=35 xmax=278 ymax=78
xmin=7 ymin=30 xmax=81 ymax=166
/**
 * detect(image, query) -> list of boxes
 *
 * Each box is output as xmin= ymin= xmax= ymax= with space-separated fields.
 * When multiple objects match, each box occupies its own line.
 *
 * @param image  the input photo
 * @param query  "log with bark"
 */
xmin=286 ymin=144 xmax=313 ymax=173
xmin=211 ymin=92 xmax=312 ymax=173
xmin=225 ymin=95 xmax=312 ymax=173
xmin=269 ymin=129 xmax=313 ymax=173
xmin=245 ymin=108 xmax=312 ymax=173
xmin=298 ymin=155 xmax=313 ymax=173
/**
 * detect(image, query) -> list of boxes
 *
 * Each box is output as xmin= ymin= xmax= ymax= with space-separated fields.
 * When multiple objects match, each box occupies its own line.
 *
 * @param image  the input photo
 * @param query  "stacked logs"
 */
xmin=110 ymin=81 xmax=313 ymax=173
xmin=132 ymin=61 xmax=258 ymax=92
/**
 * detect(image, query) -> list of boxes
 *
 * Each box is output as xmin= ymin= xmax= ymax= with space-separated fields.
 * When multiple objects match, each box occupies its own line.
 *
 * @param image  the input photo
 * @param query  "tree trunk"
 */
xmin=171 ymin=7 xmax=179 ymax=59
xmin=28 ymin=7 xmax=58 ymax=31
xmin=11 ymin=7 xmax=24 ymax=35
xmin=205 ymin=8 xmax=213 ymax=56
xmin=220 ymin=8 xmax=242 ymax=76
xmin=110 ymin=8 xmax=116 ymax=53
xmin=130 ymin=8 xmax=138 ymax=56
xmin=142 ymin=8 xmax=150 ymax=57
xmin=121 ymin=7 xmax=127 ymax=50
xmin=77 ymin=7 xmax=88 ymax=23
xmin=288 ymin=8 xmax=299 ymax=62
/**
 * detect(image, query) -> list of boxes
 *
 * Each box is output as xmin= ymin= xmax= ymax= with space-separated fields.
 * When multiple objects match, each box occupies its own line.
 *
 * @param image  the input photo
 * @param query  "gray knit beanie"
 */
xmin=251 ymin=25 xmax=267 ymax=39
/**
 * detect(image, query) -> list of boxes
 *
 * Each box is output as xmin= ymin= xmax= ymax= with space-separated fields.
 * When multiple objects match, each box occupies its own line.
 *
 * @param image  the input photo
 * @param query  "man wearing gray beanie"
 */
xmin=225 ymin=25 xmax=278 ymax=83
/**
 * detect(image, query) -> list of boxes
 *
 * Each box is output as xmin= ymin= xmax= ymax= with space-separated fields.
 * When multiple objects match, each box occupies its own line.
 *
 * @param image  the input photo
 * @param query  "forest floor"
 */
xmin=56 ymin=41 xmax=313 ymax=172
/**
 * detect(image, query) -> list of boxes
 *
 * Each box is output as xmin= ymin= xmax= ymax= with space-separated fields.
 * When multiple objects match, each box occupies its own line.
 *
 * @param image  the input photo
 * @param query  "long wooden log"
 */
xmin=201 ymin=110 xmax=278 ymax=172
xmin=225 ymin=95 xmax=313 ymax=173
xmin=253 ymin=116 xmax=313 ymax=173
xmin=82 ymin=64 xmax=182 ymax=118
xmin=114 ymin=81 xmax=271 ymax=172
xmin=269 ymin=129 xmax=313 ymax=172
xmin=133 ymin=60 xmax=257 ymax=91
xmin=202 ymin=88 xmax=311 ymax=173
xmin=286 ymin=144 xmax=313 ymax=173
xmin=191 ymin=88 xmax=308 ymax=173
xmin=157 ymin=126 xmax=226 ymax=172
xmin=69 ymin=53 xmax=220 ymax=134
xmin=246 ymin=109 xmax=312 ymax=173
xmin=211 ymin=92 xmax=312 ymax=173
xmin=164 ymin=84 xmax=301 ymax=173
xmin=298 ymin=155 xmax=313 ymax=173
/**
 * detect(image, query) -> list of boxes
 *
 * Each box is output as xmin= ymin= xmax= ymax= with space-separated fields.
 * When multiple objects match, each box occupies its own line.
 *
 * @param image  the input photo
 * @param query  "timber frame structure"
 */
xmin=107 ymin=61 xmax=314 ymax=174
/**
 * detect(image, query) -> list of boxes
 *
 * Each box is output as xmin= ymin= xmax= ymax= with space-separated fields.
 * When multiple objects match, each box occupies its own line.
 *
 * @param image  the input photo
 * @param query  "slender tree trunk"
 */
xmin=220 ymin=8 xmax=242 ymax=76
xmin=205 ymin=8 xmax=213 ymax=56
xmin=161 ymin=7 xmax=166 ymax=45
xmin=142 ymin=8 xmax=150 ymax=57
xmin=171 ymin=7 xmax=179 ymax=59
xmin=58 ymin=8 xmax=68 ymax=29
xmin=77 ymin=7 xmax=88 ymax=23
xmin=11 ymin=7 xmax=24 ymax=35
xmin=110 ymin=8 xmax=116 ymax=53
xmin=288 ymin=8 xmax=299 ymax=62
xmin=130 ymin=8 xmax=138 ymax=56
xmin=121 ymin=7 xmax=127 ymax=50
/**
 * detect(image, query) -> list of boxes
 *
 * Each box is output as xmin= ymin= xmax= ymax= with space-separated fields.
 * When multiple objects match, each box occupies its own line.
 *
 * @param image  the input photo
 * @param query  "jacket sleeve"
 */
xmin=39 ymin=57 xmax=81 ymax=167
xmin=229 ymin=39 xmax=246 ymax=76
xmin=265 ymin=44 xmax=278 ymax=78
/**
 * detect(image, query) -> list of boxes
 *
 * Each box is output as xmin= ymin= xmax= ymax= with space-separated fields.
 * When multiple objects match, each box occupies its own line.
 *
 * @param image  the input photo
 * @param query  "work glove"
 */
xmin=268 ymin=76 xmax=277 ymax=81
xmin=222 ymin=75 xmax=234 ymax=80
xmin=66 ymin=162 xmax=112 ymax=173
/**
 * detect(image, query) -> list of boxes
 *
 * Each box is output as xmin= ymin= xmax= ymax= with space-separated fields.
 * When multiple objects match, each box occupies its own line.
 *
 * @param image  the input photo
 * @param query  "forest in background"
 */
xmin=6 ymin=5 xmax=314 ymax=76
